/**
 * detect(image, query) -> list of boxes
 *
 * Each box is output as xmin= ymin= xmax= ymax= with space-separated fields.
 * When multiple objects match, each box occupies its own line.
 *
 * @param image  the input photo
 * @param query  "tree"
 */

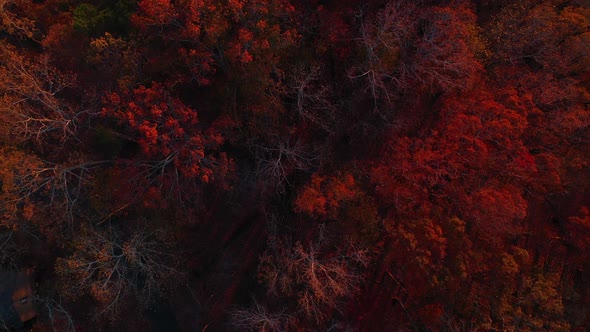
xmin=131 ymin=0 xmax=298 ymax=86
xmin=258 ymin=228 xmax=368 ymax=324
xmin=250 ymin=133 xmax=319 ymax=191
xmin=8 ymin=157 xmax=108 ymax=232
xmin=460 ymin=184 xmax=527 ymax=242
xmin=72 ymin=1 xmax=133 ymax=36
xmin=0 ymin=44 xmax=93 ymax=149
xmin=411 ymin=3 xmax=484 ymax=92
xmin=486 ymin=1 xmax=590 ymax=76
xmin=288 ymin=65 xmax=337 ymax=134
xmin=56 ymin=225 xmax=184 ymax=319
xmin=86 ymin=32 xmax=141 ymax=89
xmin=495 ymin=271 xmax=570 ymax=331
xmin=294 ymin=172 xmax=357 ymax=220
xmin=0 ymin=228 xmax=17 ymax=269
xmin=348 ymin=1 xmax=415 ymax=108
xmin=349 ymin=0 xmax=484 ymax=108
xmin=0 ymin=0 xmax=36 ymax=39
xmin=34 ymin=294 xmax=77 ymax=332
xmin=565 ymin=207 xmax=590 ymax=253
xmin=230 ymin=298 xmax=289 ymax=332
xmin=103 ymin=82 xmax=231 ymax=184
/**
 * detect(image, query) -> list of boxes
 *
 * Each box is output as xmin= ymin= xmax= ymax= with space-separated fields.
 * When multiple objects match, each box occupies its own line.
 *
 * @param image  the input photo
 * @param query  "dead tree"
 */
xmin=0 ymin=228 xmax=17 ymax=269
xmin=35 ymin=294 xmax=76 ymax=332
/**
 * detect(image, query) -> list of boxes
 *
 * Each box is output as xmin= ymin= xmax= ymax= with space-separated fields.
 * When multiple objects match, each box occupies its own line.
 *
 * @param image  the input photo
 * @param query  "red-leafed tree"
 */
xmin=460 ymin=184 xmax=528 ymax=242
xmin=1 ymin=0 xmax=590 ymax=330
xmin=103 ymin=82 xmax=231 ymax=184
xmin=131 ymin=0 xmax=298 ymax=86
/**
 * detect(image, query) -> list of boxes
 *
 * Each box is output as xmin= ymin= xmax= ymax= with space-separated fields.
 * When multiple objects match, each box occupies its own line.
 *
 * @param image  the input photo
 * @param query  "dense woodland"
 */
xmin=0 ymin=0 xmax=589 ymax=330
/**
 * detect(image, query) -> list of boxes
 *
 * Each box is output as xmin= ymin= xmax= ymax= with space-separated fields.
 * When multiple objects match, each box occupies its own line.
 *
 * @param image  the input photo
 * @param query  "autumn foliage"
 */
xmin=0 ymin=0 xmax=589 ymax=331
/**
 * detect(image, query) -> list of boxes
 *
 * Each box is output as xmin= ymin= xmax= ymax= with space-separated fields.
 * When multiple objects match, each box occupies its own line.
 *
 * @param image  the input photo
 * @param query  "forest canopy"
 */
xmin=0 ymin=0 xmax=589 ymax=331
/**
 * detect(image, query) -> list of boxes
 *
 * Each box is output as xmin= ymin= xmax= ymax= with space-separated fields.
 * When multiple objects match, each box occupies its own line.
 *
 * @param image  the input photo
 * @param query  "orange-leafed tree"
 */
xmin=294 ymin=172 xmax=357 ymax=220
xmin=0 ymin=0 xmax=36 ymax=39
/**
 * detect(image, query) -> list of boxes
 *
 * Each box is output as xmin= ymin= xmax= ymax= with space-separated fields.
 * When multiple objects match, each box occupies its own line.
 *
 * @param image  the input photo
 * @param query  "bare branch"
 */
xmin=289 ymin=65 xmax=337 ymax=134
xmin=250 ymin=135 xmax=320 ymax=192
xmin=0 ymin=45 xmax=95 ymax=148
xmin=258 ymin=232 xmax=368 ymax=323
xmin=56 ymin=225 xmax=185 ymax=320
xmin=230 ymin=298 xmax=288 ymax=332
xmin=0 ymin=229 xmax=17 ymax=269
xmin=35 ymin=294 xmax=76 ymax=332
xmin=10 ymin=159 xmax=110 ymax=228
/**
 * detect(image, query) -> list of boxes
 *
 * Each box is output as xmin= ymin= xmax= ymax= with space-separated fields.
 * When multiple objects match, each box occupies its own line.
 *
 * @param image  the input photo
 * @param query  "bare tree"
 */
xmin=349 ymin=1 xmax=482 ymax=104
xmin=258 ymin=228 xmax=369 ymax=323
xmin=0 ymin=228 xmax=17 ymax=269
xmin=0 ymin=45 xmax=95 ymax=148
xmin=348 ymin=2 xmax=416 ymax=110
xmin=410 ymin=5 xmax=482 ymax=92
xmin=10 ymin=158 xmax=109 ymax=228
xmin=230 ymin=298 xmax=288 ymax=332
xmin=250 ymin=135 xmax=320 ymax=192
xmin=289 ymin=65 xmax=337 ymax=134
xmin=35 ymin=294 xmax=76 ymax=332
xmin=56 ymin=225 xmax=184 ymax=319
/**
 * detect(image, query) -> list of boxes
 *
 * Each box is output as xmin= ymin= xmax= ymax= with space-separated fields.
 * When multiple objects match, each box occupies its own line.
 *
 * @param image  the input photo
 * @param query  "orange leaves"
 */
xmin=294 ymin=173 xmax=357 ymax=219
xmin=394 ymin=218 xmax=447 ymax=265
xmin=295 ymin=174 xmax=328 ymax=217
xmin=0 ymin=0 xmax=37 ymax=39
